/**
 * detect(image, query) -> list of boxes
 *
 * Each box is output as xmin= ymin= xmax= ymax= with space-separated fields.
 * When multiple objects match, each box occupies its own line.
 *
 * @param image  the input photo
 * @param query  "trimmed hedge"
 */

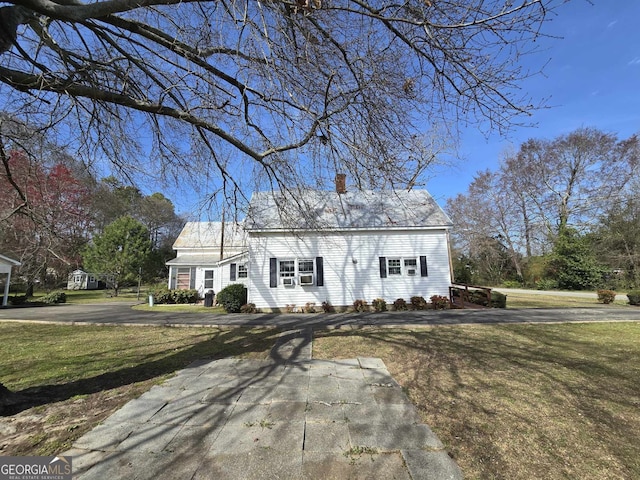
xmin=149 ymin=287 xmax=200 ymax=304
xmin=393 ymin=298 xmax=408 ymax=311
xmin=216 ymin=284 xmax=247 ymax=313
xmin=372 ymin=298 xmax=387 ymax=312
xmin=628 ymin=290 xmax=640 ymax=306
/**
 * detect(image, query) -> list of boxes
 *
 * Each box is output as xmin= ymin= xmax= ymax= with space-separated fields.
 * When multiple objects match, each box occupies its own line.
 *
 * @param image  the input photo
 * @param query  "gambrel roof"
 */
xmin=245 ymin=190 xmax=452 ymax=231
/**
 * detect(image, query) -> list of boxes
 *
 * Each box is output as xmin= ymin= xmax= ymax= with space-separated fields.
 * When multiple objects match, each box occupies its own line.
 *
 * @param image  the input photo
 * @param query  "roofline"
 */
xmin=0 ymin=253 xmax=21 ymax=266
xmin=245 ymin=225 xmax=452 ymax=234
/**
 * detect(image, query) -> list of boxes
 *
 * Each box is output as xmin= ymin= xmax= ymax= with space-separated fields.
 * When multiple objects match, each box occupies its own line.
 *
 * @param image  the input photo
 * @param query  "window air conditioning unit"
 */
xmin=282 ymin=277 xmax=295 ymax=287
xmin=407 ymin=268 xmax=417 ymax=276
xmin=299 ymin=274 xmax=314 ymax=286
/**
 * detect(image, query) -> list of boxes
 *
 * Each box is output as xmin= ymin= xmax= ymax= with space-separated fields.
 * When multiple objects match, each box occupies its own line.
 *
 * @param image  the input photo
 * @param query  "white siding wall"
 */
xmin=247 ymin=229 xmax=451 ymax=309
xmin=192 ymin=262 xmax=249 ymax=296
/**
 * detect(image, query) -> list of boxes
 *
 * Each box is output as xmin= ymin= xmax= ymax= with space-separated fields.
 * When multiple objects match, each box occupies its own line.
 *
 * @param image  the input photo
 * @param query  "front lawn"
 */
xmin=314 ymin=322 xmax=640 ymax=480
xmin=0 ymin=323 xmax=279 ymax=455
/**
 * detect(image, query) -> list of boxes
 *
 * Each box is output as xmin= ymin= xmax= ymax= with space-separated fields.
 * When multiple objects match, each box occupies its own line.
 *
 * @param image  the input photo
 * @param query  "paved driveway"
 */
xmin=1 ymin=302 xmax=640 ymax=327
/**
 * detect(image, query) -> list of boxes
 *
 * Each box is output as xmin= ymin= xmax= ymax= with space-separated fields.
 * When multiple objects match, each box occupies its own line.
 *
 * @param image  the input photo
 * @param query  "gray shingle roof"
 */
xmin=245 ymin=190 xmax=452 ymax=231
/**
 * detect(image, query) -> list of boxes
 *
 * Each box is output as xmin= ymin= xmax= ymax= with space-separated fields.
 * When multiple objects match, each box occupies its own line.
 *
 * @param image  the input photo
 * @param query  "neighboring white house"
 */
xmin=167 ymin=183 xmax=454 ymax=310
xmin=166 ymin=221 xmax=249 ymax=295
xmin=244 ymin=187 xmax=453 ymax=310
xmin=0 ymin=253 xmax=21 ymax=306
xmin=67 ymin=269 xmax=100 ymax=290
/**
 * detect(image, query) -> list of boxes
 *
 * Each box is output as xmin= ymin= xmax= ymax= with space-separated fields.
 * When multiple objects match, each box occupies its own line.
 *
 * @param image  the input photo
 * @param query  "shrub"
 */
xmin=321 ymin=300 xmax=334 ymax=313
xmin=371 ymin=298 xmax=387 ymax=312
xmin=430 ymin=295 xmax=449 ymax=310
xmin=303 ymin=302 xmax=316 ymax=313
xmin=469 ymin=290 xmax=489 ymax=307
xmin=501 ymin=280 xmax=522 ymax=289
xmin=40 ymin=291 xmax=67 ymax=304
xmin=149 ymin=286 xmax=174 ymax=304
xmin=535 ymin=278 xmax=558 ymax=291
xmin=216 ymin=284 xmax=247 ymax=313
xmin=240 ymin=303 xmax=257 ymax=313
xmin=410 ymin=296 xmax=428 ymax=310
xmin=490 ymin=291 xmax=507 ymax=309
xmin=8 ymin=295 xmax=28 ymax=306
xmin=352 ymin=299 xmax=368 ymax=312
xmin=285 ymin=304 xmax=296 ymax=313
xmin=627 ymin=290 xmax=640 ymax=306
xmin=393 ymin=298 xmax=408 ymax=311
xmin=597 ymin=289 xmax=616 ymax=305
xmin=173 ymin=289 xmax=200 ymax=304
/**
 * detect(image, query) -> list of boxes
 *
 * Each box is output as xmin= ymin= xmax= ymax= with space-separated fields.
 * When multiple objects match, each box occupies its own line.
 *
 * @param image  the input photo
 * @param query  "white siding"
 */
xmin=247 ymin=229 xmax=451 ymax=309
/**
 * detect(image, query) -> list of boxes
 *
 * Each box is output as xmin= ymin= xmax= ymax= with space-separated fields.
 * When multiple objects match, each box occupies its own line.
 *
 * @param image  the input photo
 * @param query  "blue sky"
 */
xmin=426 ymin=1 xmax=640 ymax=206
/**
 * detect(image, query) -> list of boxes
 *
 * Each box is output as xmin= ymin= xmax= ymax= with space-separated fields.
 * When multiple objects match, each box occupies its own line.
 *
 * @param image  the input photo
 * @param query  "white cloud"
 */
xmin=607 ymin=20 xmax=618 ymax=28
xmin=628 ymin=57 xmax=640 ymax=66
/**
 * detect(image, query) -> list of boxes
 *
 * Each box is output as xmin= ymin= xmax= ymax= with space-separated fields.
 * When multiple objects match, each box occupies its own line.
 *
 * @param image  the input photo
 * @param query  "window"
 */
xmin=204 ymin=270 xmax=214 ymax=289
xmin=238 ymin=264 xmax=248 ymax=278
xmin=298 ymin=259 xmax=314 ymax=274
xmin=279 ymin=260 xmax=295 ymax=278
xmin=176 ymin=267 xmax=191 ymax=289
xmin=387 ymin=258 xmax=401 ymax=275
xmin=404 ymin=258 xmax=417 ymax=276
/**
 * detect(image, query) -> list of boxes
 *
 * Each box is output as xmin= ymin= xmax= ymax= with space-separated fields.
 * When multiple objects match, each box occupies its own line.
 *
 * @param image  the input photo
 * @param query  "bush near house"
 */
xmin=393 ymin=298 xmax=408 ymax=311
xmin=597 ymin=289 xmax=616 ymax=304
xmin=410 ymin=296 xmax=428 ymax=310
xmin=490 ymin=291 xmax=507 ymax=308
xmin=216 ymin=284 xmax=247 ymax=313
xmin=372 ymin=298 xmax=387 ymax=312
xmin=352 ymin=299 xmax=368 ymax=312
xmin=240 ymin=303 xmax=257 ymax=313
xmin=321 ymin=301 xmax=334 ymax=313
xmin=149 ymin=286 xmax=200 ymax=304
xmin=628 ymin=290 xmax=640 ymax=306
xmin=430 ymin=295 xmax=449 ymax=310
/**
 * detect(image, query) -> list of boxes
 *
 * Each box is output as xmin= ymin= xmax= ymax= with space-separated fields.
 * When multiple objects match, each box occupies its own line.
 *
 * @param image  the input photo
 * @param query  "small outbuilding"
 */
xmin=0 ymin=253 xmax=21 ymax=306
xmin=67 ymin=269 xmax=100 ymax=290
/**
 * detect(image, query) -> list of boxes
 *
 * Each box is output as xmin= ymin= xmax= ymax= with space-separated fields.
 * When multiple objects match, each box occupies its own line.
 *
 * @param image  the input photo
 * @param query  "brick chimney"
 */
xmin=335 ymin=173 xmax=347 ymax=194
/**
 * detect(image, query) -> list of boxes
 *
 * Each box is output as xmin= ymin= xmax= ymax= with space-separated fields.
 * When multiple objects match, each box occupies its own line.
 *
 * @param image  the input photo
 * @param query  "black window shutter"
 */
xmin=316 ymin=257 xmax=324 ymax=286
xmin=230 ymin=263 xmax=237 ymax=281
xmin=379 ymin=257 xmax=387 ymax=278
xmin=269 ymin=258 xmax=278 ymax=288
xmin=420 ymin=256 xmax=428 ymax=277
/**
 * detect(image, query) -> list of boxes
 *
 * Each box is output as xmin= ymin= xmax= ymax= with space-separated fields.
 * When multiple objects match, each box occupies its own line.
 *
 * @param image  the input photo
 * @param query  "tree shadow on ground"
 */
xmin=1 ymin=327 xmax=285 ymax=416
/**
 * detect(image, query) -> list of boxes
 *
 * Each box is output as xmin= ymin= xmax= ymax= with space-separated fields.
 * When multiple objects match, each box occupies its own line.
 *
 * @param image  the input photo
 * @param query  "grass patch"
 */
xmin=502 ymin=292 xmax=630 ymax=309
xmin=31 ymin=288 xmax=144 ymax=304
xmin=313 ymin=322 xmax=640 ymax=480
xmin=0 ymin=323 xmax=278 ymax=392
xmin=0 ymin=322 xmax=280 ymax=456
xmin=132 ymin=304 xmax=226 ymax=313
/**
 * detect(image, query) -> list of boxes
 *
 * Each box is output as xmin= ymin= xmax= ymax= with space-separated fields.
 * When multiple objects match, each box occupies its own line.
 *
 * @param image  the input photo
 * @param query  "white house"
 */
xmin=166 ymin=182 xmax=454 ymax=310
xmin=243 ymin=186 xmax=453 ymax=310
xmin=0 ymin=253 xmax=21 ymax=306
xmin=166 ymin=221 xmax=249 ymax=295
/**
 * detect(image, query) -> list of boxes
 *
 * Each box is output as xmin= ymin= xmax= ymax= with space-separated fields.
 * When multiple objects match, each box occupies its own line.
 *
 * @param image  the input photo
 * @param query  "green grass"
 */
xmin=503 ymin=292 xmax=631 ymax=309
xmin=313 ymin=322 xmax=640 ymax=480
xmin=31 ymin=288 xmax=145 ymax=304
xmin=0 ymin=323 xmax=278 ymax=392
xmin=132 ymin=304 xmax=227 ymax=313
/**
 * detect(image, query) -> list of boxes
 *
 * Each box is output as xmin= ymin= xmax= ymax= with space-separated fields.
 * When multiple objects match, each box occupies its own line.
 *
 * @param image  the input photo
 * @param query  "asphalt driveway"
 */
xmin=1 ymin=302 xmax=640 ymax=327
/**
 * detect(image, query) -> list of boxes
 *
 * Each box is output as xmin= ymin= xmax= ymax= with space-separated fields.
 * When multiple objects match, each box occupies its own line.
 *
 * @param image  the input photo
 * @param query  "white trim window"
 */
xmin=298 ymin=259 xmax=315 ymax=285
xmin=387 ymin=258 xmax=402 ymax=276
xmin=404 ymin=258 xmax=417 ymax=276
xmin=238 ymin=264 xmax=248 ymax=278
xmin=279 ymin=260 xmax=295 ymax=278
xmin=204 ymin=269 xmax=214 ymax=289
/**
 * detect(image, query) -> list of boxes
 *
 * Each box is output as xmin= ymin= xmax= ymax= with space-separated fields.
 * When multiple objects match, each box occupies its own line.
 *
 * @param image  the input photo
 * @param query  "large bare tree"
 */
xmin=1 ymin=0 xmax=563 ymax=212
